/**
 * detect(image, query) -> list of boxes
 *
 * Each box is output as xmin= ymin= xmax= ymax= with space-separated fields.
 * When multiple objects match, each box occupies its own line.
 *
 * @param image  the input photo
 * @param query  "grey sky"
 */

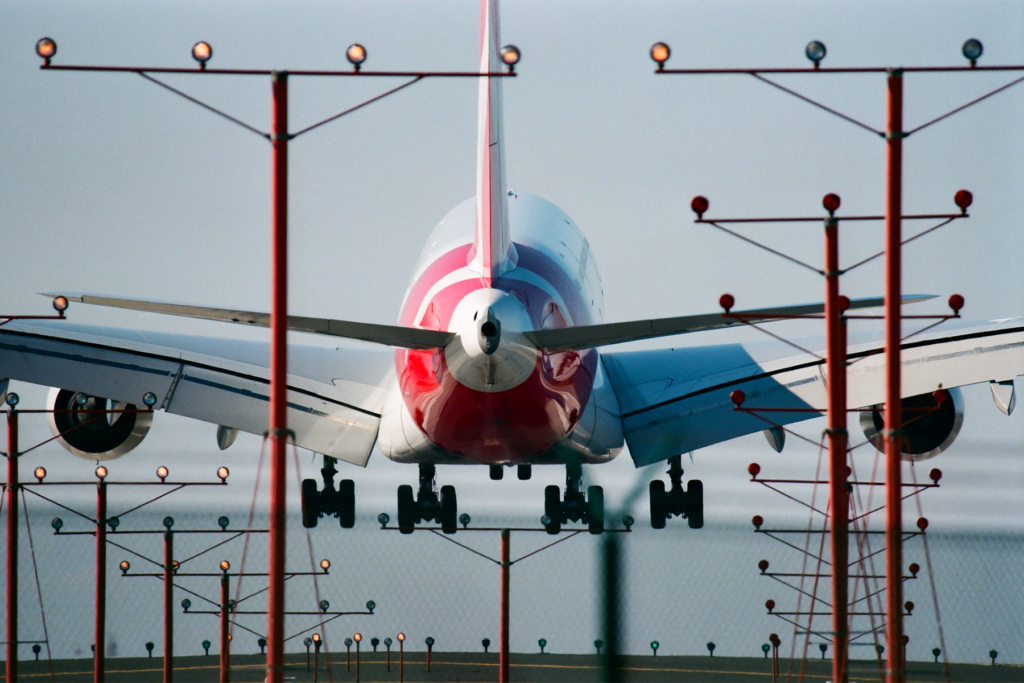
xmin=2 ymin=0 xmax=1022 ymax=527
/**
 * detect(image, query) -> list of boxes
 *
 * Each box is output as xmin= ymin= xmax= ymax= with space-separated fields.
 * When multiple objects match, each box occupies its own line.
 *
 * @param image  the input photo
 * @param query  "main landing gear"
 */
xmin=301 ymin=456 xmax=356 ymax=529
xmin=397 ymin=463 xmax=458 ymax=535
xmin=543 ymin=463 xmax=604 ymax=535
xmin=649 ymin=455 xmax=703 ymax=529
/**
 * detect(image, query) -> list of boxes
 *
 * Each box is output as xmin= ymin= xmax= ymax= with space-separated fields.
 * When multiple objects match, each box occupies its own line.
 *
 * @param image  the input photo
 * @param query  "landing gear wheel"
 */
xmin=397 ymin=484 xmax=416 ymax=534
xmin=544 ymin=485 xmax=562 ymax=534
xmin=338 ymin=479 xmax=355 ymax=528
xmin=439 ymin=485 xmax=458 ymax=534
xmin=587 ymin=485 xmax=604 ymax=534
xmin=687 ymin=479 xmax=704 ymax=529
xmin=649 ymin=480 xmax=666 ymax=529
xmin=301 ymin=479 xmax=319 ymax=529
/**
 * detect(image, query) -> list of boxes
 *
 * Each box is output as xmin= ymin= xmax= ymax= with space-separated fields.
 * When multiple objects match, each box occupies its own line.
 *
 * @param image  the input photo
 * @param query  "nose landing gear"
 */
xmin=543 ymin=463 xmax=604 ymax=535
xmin=301 ymin=456 xmax=356 ymax=529
xmin=649 ymin=455 xmax=703 ymax=529
xmin=397 ymin=463 xmax=458 ymax=535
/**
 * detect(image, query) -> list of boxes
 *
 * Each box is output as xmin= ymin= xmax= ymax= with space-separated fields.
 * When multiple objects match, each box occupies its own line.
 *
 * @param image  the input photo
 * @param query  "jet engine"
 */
xmin=859 ymin=387 xmax=964 ymax=461
xmin=46 ymin=388 xmax=152 ymax=461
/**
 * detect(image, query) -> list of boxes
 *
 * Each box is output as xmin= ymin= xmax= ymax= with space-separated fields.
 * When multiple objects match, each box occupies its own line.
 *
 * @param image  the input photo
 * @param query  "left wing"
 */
xmin=602 ymin=317 xmax=1024 ymax=467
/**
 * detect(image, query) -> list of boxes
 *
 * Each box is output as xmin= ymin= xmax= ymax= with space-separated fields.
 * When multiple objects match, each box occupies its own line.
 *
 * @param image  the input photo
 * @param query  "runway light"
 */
xmin=377 ymin=512 xmax=390 ymax=527
xmin=752 ymin=515 xmax=763 ymax=529
xmin=954 ymin=189 xmax=972 ymax=213
xmin=52 ymin=296 xmax=69 ymax=313
xmin=143 ymin=392 xmax=158 ymax=408
xmin=500 ymin=45 xmax=520 ymax=72
xmin=719 ymin=293 xmax=734 ymax=313
xmin=108 ymin=516 xmax=120 ymax=530
xmin=220 ymin=560 xmax=230 ymax=572
xmin=650 ymin=42 xmax=670 ymax=69
xmin=366 ymin=600 xmax=376 ymax=613
xmin=5 ymin=393 xmax=19 ymax=407
xmin=929 ymin=468 xmax=942 ymax=483
xmin=916 ymin=517 xmax=929 ymax=530
xmin=459 ymin=513 xmax=471 ymax=528
xmin=540 ymin=514 xmax=552 ymax=527
xmin=192 ymin=41 xmax=212 ymax=69
xmin=119 ymin=560 xmax=130 ymax=574
xmin=948 ymin=294 xmax=964 ymax=314
xmin=748 ymin=463 xmax=761 ymax=478
xmin=320 ymin=559 xmax=331 ymax=573
xmin=181 ymin=598 xmax=191 ymax=612
xmin=908 ymin=562 xmax=920 ymax=576
xmin=354 ymin=633 xmax=362 ymax=643
xmin=312 ymin=633 xmax=321 ymax=643
xmin=218 ymin=515 xmax=229 ymax=530
xmin=385 ymin=637 xmax=392 ymax=647
xmin=962 ymin=38 xmax=983 ymax=66
xmin=765 ymin=599 xmax=775 ymax=612
xmin=51 ymin=517 xmax=63 ymax=532
xmin=729 ymin=389 xmax=745 ymax=407
xmin=622 ymin=515 xmax=634 ymax=530
xmin=34 ymin=467 xmax=46 ymax=482
xmin=838 ymin=295 xmax=850 ymax=312
xmin=156 ymin=466 xmax=168 ymax=482
xmin=758 ymin=560 xmax=769 ymax=573
xmin=690 ymin=195 xmax=709 ymax=219
xmin=397 ymin=633 xmax=405 ymax=642
xmin=163 ymin=516 xmax=174 ymax=529
xmin=217 ymin=466 xmax=229 ymax=482
xmin=805 ymin=40 xmax=826 ymax=68
xmin=905 ymin=600 xmax=915 ymax=615
xmin=36 ymin=37 xmax=57 ymax=64
xmin=426 ymin=637 xmax=435 ymax=647
xmin=822 ymin=193 xmax=841 ymax=216
xmin=95 ymin=466 xmax=108 ymax=480
xmin=319 ymin=599 xmax=330 ymax=613
xmin=74 ymin=392 xmax=88 ymax=406
xmin=346 ymin=44 xmax=367 ymax=70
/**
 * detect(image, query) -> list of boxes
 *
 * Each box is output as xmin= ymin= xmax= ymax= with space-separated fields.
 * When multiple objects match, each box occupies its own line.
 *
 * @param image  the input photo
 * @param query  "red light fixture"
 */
xmin=748 ymin=463 xmax=761 ymax=477
xmin=752 ymin=515 xmax=763 ymax=529
xmin=691 ymin=195 xmax=709 ymax=219
xmin=948 ymin=294 xmax=964 ymax=313
xmin=730 ymin=389 xmax=745 ymax=407
xmin=954 ymin=189 xmax=972 ymax=213
xmin=719 ymin=293 xmax=735 ymax=312
xmin=822 ymin=193 xmax=840 ymax=216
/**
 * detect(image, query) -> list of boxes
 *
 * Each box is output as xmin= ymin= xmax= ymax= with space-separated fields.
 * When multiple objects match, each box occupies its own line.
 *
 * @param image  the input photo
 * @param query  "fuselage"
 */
xmin=378 ymin=193 xmax=624 ymax=465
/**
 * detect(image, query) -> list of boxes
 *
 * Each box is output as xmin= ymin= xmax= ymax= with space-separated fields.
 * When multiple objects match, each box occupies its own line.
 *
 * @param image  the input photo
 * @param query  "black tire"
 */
xmin=649 ymin=480 xmax=666 ymax=529
xmin=398 ymin=484 xmax=416 ymax=534
xmin=301 ymin=479 xmax=319 ymax=529
xmin=338 ymin=479 xmax=355 ymax=528
xmin=687 ymin=479 xmax=704 ymax=529
xmin=544 ymin=485 xmax=562 ymax=534
xmin=440 ymin=485 xmax=458 ymax=534
xmin=517 ymin=464 xmax=532 ymax=480
xmin=587 ymin=486 xmax=605 ymax=534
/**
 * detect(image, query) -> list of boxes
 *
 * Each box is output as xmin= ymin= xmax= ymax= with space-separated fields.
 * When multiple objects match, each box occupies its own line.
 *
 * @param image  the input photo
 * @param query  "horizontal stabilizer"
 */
xmin=46 ymin=293 xmax=455 ymax=350
xmin=523 ymin=295 xmax=935 ymax=351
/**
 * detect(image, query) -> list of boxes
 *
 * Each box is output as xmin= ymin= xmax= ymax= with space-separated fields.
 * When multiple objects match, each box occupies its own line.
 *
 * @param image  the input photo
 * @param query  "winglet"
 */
xmin=467 ymin=0 xmax=517 ymax=284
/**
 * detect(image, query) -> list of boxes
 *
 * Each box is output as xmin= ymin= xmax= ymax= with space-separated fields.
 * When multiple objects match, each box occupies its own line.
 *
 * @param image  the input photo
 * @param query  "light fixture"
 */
xmin=345 ymin=638 xmax=353 ymax=647
xmin=51 ymin=517 xmax=63 ymax=532
xmin=52 ymin=296 xmax=69 ymax=313
xmin=320 ymin=559 xmax=330 ymax=573
xmin=319 ymin=599 xmax=330 ymax=613
xmin=181 ymin=598 xmax=191 ymax=611
xmin=426 ymin=637 xmax=435 ymax=647
xmin=217 ymin=466 xmax=229 ymax=482
xmin=954 ymin=189 xmax=972 ymax=213
xmin=220 ymin=559 xmax=230 ymax=572
xmin=459 ymin=513 xmax=471 ymax=528
xmin=119 ymin=560 xmax=130 ymax=574
xmin=822 ymin=193 xmax=841 ymax=216
xmin=622 ymin=515 xmax=634 ymax=529
xmin=690 ymin=195 xmax=709 ymax=219
xmin=143 ymin=392 xmax=158 ymax=408
xmin=397 ymin=633 xmax=405 ymax=642
xmin=377 ymin=512 xmax=389 ymax=527
xmin=346 ymin=44 xmax=367 ymax=70
xmin=354 ymin=633 xmax=362 ymax=643
xmin=365 ymin=600 xmax=375 ymax=613
xmin=36 ymin=37 xmax=57 ymax=64
xmin=34 ymin=467 xmax=46 ymax=482
xmin=805 ymin=41 xmax=826 ymax=68
xmin=163 ymin=516 xmax=174 ymax=529
xmin=192 ymin=41 xmax=212 ymax=69
xmin=95 ymin=465 xmax=108 ymax=480
xmin=172 ymin=560 xmax=180 ymax=573
xmin=312 ymin=633 xmax=321 ymax=643
xmin=650 ymin=42 xmax=670 ymax=69
xmin=73 ymin=392 xmax=88 ymax=406
xmin=108 ymin=516 xmax=120 ymax=530
xmin=156 ymin=466 xmax=168 ymax=482
xmin=540 ymin=514 xmax=551 ymax=527
xmin=5 ymin=393 xmax=19 ymax=408
xmin=218 ymin=515 xmax=230 ymax=530
xmin=962 ymin=38 xmax=983 ymax=66
xmin=500 ymin=45 xmax=520 ymax=72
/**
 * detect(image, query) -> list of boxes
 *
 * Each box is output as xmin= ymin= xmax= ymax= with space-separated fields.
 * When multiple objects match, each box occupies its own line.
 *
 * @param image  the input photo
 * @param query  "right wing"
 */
xmin=0 ymin=320 xmax=394 ymax=465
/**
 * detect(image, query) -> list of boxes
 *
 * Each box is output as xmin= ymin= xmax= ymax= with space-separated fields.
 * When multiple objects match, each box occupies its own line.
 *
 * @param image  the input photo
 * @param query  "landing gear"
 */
xmin=397 ymin=464 xmax=459 ymax=535
xmin=490 ymin=464 xmax=504 ymax=480
xmin=542 ymin=463 xmax=604 ymax=535
xmin=301 ymin=456 xmax=355 ymax=529
xmin=649 ymin=455 xmax=703 ymax=529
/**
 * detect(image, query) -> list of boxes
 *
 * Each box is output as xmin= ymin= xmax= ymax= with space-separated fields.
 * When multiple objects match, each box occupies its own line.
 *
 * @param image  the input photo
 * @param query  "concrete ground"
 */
xmin=2 ymin=652 xmax=1019 ymax=682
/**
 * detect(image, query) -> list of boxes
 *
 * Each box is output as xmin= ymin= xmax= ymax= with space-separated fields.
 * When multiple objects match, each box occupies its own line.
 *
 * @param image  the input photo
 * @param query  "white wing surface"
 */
xmin=602 ymin=318 xmax=1024 ymax=467
xmin=0 ymin=320 xmax=393 ymax=465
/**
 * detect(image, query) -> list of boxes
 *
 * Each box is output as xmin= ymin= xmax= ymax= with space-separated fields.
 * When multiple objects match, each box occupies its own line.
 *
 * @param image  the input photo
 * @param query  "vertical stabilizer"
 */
xmin=469 ymin=0 xmax=516 ymax=283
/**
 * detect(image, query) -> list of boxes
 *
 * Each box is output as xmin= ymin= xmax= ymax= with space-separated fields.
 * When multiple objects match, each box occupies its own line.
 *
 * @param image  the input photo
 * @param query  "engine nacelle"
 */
xmin=859 ymin=387 xmax=964 ymax=462
xmin=46 ymin=388 xmax=152 ymax=461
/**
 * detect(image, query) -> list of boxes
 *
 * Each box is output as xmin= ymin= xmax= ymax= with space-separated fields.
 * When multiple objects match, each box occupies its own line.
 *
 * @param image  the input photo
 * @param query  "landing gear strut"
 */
xmin=301 ymin=456 xmax=356 ymax=528
xmin=543 ymin=463 xmax=604 ymax=535
xmin=397 ymin=463 xmax=458 ymax=535
xmin=649 ymin=455 xmax=703 ymax=529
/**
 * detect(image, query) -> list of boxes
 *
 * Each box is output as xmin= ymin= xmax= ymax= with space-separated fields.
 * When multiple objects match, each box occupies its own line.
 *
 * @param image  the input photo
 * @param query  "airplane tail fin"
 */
xmin=468 ymin=0 xmax=517 ymax=284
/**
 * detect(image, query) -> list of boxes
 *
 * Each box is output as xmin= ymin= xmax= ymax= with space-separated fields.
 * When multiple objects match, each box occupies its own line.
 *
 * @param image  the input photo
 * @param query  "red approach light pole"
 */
xmin=883 ymin=69 xmax=905 ymax=683
xmin=6 ymin=410 xmax=18 ymax=683
xmin=164 ymin=528 xmax=174 ymax=683
xmin=95 ymin=476 xmax=107 ymax=683
xmin=500 ymin=529 xmax=510 ymax=683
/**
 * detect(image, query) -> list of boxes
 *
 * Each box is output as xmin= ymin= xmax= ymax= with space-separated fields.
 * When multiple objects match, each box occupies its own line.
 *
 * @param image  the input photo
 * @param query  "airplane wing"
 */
xmin=601 ymin=317 xmax=1024 ymax=468
xmin=0 ymin=319 xmax=394 ymax=466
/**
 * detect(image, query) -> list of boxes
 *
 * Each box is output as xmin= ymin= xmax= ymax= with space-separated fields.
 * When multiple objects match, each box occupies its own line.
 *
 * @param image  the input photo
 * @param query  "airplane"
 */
xmin=3 ymin=0 xmax=1023 ymax=536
